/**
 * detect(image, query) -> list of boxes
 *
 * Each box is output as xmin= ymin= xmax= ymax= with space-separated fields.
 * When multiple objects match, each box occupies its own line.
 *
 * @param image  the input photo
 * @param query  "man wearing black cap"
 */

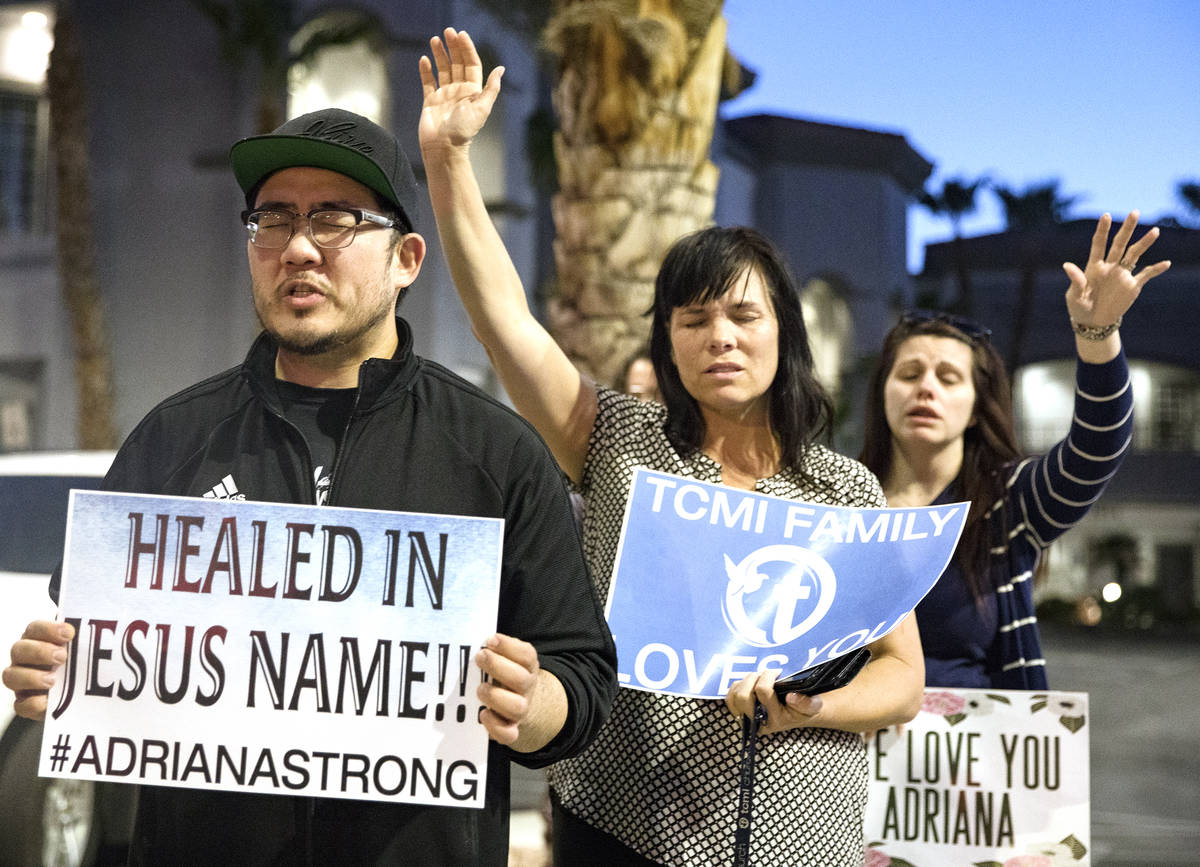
xmin=4 ymin=105 xmax=617 ymax=864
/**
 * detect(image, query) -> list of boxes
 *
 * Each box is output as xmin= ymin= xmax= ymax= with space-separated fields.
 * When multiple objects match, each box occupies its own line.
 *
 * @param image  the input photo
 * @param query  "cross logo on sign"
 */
xmin=721 ymin=545 xmax=837 ymax=647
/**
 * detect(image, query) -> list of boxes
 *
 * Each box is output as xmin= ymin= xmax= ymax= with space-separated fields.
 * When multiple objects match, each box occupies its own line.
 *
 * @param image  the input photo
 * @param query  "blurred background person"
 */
xmin=619 ymin=345 xmax=660 ymax=403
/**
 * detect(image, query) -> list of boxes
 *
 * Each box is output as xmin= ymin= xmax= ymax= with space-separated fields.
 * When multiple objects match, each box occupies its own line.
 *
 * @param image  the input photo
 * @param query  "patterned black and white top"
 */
xmin=546 ymin=387 xmax=887 ymax=866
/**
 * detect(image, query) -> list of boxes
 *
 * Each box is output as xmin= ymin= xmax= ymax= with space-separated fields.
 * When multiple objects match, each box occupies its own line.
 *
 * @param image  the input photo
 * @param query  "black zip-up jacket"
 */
xmin=58 ymin=318 xmax=616 ymax=865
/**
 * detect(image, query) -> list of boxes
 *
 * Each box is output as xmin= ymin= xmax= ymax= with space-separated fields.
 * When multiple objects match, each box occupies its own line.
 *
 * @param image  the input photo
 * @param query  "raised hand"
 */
xmin=418 ymin=28 xmax=504 ymax=157
xmin=1062 ymin=211 xmax=1171 ymax=330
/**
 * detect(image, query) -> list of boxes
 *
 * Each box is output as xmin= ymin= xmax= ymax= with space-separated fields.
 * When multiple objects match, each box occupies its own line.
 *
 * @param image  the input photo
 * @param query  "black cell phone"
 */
xmin=773 ymin=647 xmax=871 ymax=697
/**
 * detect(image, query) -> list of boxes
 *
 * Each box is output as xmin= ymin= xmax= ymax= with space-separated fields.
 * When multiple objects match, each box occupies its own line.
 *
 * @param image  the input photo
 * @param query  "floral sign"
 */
xmin=864 ymin=688 xmax=1090 ymax=866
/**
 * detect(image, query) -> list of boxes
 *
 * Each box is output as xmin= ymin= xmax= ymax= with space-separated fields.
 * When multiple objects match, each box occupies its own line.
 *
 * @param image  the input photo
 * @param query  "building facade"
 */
xmin=0 ymin=0 xmax=542 ymax=449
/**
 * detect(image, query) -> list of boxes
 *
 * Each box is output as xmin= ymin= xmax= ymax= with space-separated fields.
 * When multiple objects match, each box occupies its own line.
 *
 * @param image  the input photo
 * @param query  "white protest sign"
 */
xmin=605 ymin=468 xmax=966 ymax=698
xmin=865 ymin=688 xmax=1090 ymax=866
xmin=41 ymin=490 xmax=503 ymax=808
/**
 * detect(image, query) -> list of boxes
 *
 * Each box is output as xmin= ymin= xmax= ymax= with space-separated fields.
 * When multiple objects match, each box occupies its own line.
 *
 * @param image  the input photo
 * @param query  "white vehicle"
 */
xmin=0 ymin=451 xmax=131 ymax=866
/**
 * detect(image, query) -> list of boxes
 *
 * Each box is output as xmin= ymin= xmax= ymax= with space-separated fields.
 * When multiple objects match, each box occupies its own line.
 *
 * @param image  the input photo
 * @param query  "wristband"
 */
xmin=1071 ymin=316 xmax=1121 ymax=341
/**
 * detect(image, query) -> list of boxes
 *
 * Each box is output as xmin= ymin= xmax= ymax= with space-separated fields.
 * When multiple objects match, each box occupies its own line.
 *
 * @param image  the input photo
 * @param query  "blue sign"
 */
xmin=606 ymin=468 xmax=966 ymax=698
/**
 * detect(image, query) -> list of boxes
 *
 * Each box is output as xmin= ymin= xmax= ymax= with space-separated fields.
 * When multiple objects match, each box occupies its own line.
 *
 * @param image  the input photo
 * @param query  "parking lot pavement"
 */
xmin=1041 ymin=624 xmax=1200 ymax=865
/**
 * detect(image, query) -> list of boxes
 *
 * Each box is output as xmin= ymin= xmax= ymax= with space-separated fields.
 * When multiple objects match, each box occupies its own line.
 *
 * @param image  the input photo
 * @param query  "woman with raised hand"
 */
xmin=858 ymin=212 xmax=1169 ymax=689
xmin=419 ymin=28 xmax=922 ymax=866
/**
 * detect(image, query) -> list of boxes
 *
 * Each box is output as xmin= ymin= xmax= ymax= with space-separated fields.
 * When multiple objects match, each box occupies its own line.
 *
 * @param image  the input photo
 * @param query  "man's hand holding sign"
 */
xmin=475 ymin=633 xmax=567 ymax=752
xmin=6 ymin=620 xmax=75 ymax=721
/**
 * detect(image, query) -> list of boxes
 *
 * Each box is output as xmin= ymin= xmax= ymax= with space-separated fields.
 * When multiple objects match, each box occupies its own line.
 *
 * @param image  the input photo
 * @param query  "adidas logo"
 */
xmin=202 ymin=474 xmax=246 ymax=501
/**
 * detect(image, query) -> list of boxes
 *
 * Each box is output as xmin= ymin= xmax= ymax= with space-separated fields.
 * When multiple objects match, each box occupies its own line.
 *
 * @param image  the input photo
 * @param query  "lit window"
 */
xmin=1015 ymin=360 xmax=1200 ymax=453
xmin=800 ymin=277 xmax=852 ymax=397
xmin=288 ymin=11 xmax=388 ymax=125
xmin=1013 ymin=361 xmax=1075 ymax=452
xmin=0 ymin=7 xmax=52 ymax=83
xmin=0 ymin=360 xmax=41 ymax=452
xmin=0 ymin=5 xmax=53 ymax=235
xmin=1151 ymin=379 xmax=1197 ymax=452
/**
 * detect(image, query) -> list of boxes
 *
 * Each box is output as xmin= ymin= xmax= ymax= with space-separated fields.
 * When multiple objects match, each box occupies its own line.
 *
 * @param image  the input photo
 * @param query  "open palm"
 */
xmin=418 ymin=27 xmax=504 ymax=154
xmin=1062 ymin=211 xmax=1170 ymax=326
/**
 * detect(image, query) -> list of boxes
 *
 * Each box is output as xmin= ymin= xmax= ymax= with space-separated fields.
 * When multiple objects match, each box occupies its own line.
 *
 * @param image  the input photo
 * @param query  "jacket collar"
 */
xmin=241 ymin=316 xmax=420 ymax=413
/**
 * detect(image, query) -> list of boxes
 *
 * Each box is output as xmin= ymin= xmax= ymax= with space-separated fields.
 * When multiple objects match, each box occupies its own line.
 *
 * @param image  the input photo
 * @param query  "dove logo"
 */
xmin=721 ymin=544 xmax=836 ymax=647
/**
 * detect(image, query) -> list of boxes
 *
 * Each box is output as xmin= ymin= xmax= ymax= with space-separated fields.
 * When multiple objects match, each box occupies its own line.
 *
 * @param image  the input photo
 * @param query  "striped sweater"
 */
xmin=919 ymin=349 xmax=1133 ymax=689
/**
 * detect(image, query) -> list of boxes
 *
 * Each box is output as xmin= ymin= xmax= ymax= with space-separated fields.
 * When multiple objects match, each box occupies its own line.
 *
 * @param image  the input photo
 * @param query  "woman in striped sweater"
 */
xmin=859 ymin=212 xmax=1170 ymax=688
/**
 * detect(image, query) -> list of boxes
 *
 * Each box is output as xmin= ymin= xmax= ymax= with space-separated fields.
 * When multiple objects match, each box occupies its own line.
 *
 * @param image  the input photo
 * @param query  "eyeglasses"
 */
xmin=241 ymin=207 xmax=398 ymax=250
xmin=900 ymin=309 xmax=992 ymax=342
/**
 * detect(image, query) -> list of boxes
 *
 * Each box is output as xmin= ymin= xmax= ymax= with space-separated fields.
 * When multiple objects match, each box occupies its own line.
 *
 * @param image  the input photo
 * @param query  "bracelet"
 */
xmin=1071 ymin=316 xmax=1121 ymax=341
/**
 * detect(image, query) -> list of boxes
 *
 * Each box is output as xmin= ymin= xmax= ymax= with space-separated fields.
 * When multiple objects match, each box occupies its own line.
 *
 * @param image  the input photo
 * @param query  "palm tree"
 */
xmin=917 ymin=175 xmax=987 ymax=315
xmin=48 ymin=3 xmax=116 ymax=449
xmin=192 ymin=0 xmax=378 ymax=135
xmin=192 ymin=0 xmax=294 ymax=134
xmin=1178 ymin=180 xmax=1200 ymax=226
xmin=993 ymin=180 xmax=1078 ymax=371
xmin=475 ymin=0 xmax=742 ymax=385
xmin=994 ymin=180 xmax=1077 ymax=231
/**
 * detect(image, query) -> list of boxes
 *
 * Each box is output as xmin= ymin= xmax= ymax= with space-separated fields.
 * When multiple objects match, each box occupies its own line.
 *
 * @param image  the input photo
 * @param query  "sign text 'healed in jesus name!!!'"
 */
xmin=41 ymin=491 xmax=503 ymax=808
xmin=605 ymin=468 xmax=967 ymax=699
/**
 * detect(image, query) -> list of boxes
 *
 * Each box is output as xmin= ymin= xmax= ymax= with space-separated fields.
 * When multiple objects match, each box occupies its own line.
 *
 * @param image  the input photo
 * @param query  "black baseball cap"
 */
xmin=229 ymin=108 xmax=418 ymax=230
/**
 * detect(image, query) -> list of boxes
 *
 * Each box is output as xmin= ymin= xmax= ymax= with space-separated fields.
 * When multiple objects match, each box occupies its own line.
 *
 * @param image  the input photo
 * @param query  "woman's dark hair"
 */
xmin=858 ymin=315 xmax=1022 ymax=599
xmin=649 ymin=226 xmax=833 ymax=473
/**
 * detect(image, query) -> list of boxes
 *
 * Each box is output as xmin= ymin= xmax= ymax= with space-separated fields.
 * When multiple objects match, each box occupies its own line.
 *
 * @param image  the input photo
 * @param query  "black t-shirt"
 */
xmin=275 ymin=379 xmax=356 ymax=504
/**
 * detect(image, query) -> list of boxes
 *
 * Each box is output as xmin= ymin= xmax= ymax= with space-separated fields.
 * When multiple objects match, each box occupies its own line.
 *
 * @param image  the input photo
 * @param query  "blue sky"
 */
xmin=720 ymin=1 xmax=1200 ymax=272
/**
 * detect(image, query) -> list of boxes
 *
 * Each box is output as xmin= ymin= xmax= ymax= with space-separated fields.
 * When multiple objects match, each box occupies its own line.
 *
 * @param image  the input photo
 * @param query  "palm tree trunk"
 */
xmin=1007 ymin=248 xmax=1039 ymax=373
xmin=48 ymin=5 xmax=116 ymax=449
xmin=950 ymin=234 xmax=974 ymax=316
xmin=544 ymin=0 xmax=725 ymax=386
